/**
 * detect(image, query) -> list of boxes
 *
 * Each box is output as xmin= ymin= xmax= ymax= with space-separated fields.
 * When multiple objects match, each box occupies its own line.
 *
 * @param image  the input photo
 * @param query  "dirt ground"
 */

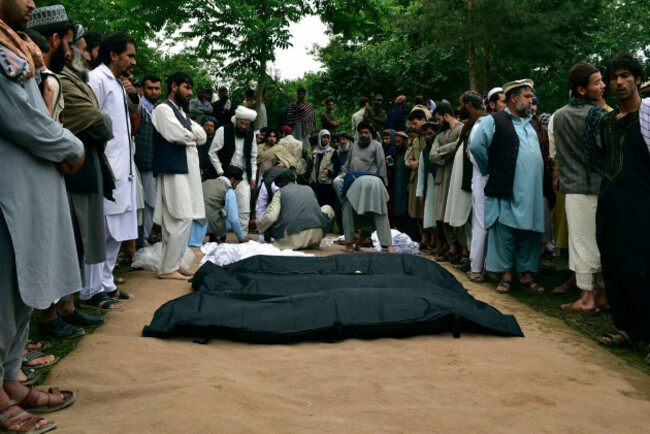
xmin=46 ymin=239 xmax=650 ymax=433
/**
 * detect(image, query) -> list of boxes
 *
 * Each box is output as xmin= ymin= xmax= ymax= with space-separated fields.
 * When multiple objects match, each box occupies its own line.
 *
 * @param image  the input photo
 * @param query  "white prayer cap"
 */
xmin=487 ymin=87 xmax=503 ymax=101
xmin=232 ymin=106 xmax=257 ymax=123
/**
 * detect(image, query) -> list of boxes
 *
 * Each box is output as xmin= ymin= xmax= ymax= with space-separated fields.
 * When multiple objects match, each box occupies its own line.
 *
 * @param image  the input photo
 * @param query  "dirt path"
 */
xmin=47 ymin=242 xmax=650 ymax=433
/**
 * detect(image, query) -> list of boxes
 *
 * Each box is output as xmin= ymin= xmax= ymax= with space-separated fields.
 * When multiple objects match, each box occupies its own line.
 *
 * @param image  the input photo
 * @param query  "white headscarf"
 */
xmin=314 ymin=129 xmax=332 ymax=155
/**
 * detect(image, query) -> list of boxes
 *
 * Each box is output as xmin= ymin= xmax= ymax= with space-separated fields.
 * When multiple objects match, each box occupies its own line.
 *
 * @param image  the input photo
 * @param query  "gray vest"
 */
xmin=553 ymin=103 xmax=604 ymax=195
xmin=202 ymin=178 xmax=230 ymax=236
xmin=270 ymin=184 xmax=324 ymax=240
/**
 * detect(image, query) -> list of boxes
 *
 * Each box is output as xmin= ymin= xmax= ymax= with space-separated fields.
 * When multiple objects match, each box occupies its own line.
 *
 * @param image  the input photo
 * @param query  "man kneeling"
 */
xmin=255 ymin=171 xmax=333 ymax=250
xmin=341 ymin=173 xmax=394 ymax=253
xmin=202 ymin=166 xmax=251 ymax=244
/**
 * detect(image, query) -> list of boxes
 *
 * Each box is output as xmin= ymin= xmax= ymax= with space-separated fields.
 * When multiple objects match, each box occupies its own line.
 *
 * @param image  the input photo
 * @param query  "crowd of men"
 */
xmin=1 ymin=1 xmax=649 ymax=432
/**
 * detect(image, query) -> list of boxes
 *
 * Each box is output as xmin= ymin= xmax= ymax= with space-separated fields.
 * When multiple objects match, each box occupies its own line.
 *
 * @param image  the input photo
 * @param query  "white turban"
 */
xmin=232 ymin=106 xmax=257 ymax=123
xmin=487 ymin=87 xmax=503 ymax=101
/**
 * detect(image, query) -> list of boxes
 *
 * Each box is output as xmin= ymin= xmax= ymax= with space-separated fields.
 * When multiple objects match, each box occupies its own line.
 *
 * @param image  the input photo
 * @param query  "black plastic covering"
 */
xmin=142 ymin=253 xmax=524 ymax=342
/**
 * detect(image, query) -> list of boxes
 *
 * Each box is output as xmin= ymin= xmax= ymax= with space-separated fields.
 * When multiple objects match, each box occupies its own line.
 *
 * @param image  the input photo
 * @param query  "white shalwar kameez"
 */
xmin=152 ymin=101 xmax=207 ymax=274
xmin=86 ymin=64 xmax=138 ymax=297
xmin=444 ymin=139 xmax=473 ymax=247
xmin=467 ymin=117 xmax=488 ymax=274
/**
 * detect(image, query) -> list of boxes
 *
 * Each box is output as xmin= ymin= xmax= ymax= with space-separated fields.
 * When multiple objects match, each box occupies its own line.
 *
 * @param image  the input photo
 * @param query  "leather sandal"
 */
xmin=0 ymin=400 xmax=56 ymax=434
xmin=496 ymin=280 xmax=512 ymax=294
xmin=18 ymin=386 xmax=75 ymax=414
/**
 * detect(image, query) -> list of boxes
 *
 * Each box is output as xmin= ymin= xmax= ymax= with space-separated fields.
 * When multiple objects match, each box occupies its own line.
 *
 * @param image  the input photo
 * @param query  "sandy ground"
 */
xmin=45 ymin=239 xmax=650 ymax=433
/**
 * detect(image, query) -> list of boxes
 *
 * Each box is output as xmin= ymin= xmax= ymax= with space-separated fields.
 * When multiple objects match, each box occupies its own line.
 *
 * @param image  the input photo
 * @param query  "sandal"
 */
xmin=0 ymin=400 xmax=56 ymax=434
xmin=22 ymin=352 xmax=59 ymax=370
xmin=106 ymin=289 xmax=134 ymax=301
xmin=80 ymin=293 xmax=125 ymax=311
xmin=597 ymin=331 xmax=630 ymax=347
xmin=561 ymin=300 xmax=600 ymax=315
xmin=20 ymin=368 xmax=41 ymax=386
xmin=520 ymin=279 xmax=545 ymax=294
xmin=18 ymin=386 xmax=75 ymax=414
xmin=24 ymin=342 xmax=50 ymax=352
xmin=466 ymin=271 xmax=484 ymax=283
xmin=496 ymin=280 xmax=512 ymax=294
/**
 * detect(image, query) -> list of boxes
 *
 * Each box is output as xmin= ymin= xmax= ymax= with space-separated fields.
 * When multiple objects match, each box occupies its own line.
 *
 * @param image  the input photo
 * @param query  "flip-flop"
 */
xmin=80 ymin=293 xmax=125 ymax=311
xmin=466 ymin=272 xmax=484 ymax=282
xmin=597 ymin=331 xmax=630 ymax=347
xmin=20 ymin=368 xmax=42 ymax=386
xmin=22 ymin=351 xmax=59 ymax=370
xmin=107 ymin=289 xmax=134 ymax=301
xmin=25 ymin=341 xmax=51 ymax=352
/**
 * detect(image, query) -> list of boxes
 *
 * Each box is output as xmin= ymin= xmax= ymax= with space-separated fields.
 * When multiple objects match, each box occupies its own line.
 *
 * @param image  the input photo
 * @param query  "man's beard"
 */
xmin=174 ymin=89 xmax=190 ymax=111
xmin=339 ymin=142 xmax=350 ymax=153
xmin=515 ymin=100 xmax=531 ymax=117
xmin=358 ymin=137 xmax=371 ymax=148
xmin=49 ymin=42 xmax=67 ymax=74
xmin=70 ymin=46 xmax=88 ymax=82
xmin=460 ymin=106 xmax=471 ymax=120
xmin=235 ymin=127 xmax=247 ymax=138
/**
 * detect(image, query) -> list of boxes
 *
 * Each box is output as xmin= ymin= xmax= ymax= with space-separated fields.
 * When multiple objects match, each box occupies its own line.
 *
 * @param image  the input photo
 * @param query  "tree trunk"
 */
xmin=467 ymin=0 xmax=477 ymax=91
xmin=254 ymin=59 xmax=266 ymax=130
xmin=482 ymin=43 xmax=491 ymax=93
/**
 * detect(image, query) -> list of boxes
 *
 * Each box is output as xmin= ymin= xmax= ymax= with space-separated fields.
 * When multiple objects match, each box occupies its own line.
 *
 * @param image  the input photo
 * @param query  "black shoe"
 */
xmin=39 ymin=317 xmax=86 ymax=340
xmin=454 ymin=261 xmax=471 ymax=272
xmin=60 ymin=309 xmax=106 ymax=328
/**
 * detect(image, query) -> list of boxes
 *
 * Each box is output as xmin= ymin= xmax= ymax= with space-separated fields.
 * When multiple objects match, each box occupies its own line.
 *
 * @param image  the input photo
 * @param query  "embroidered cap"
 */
xmin=502 ymin=79 xmax=535 ymax=95
xmin=27 ymin=5 xmax=71 ymax=30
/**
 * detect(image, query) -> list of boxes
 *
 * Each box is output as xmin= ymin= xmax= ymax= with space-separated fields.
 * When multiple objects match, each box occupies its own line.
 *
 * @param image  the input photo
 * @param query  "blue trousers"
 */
xmin=486 ymin=221 xmax=542 ymax=274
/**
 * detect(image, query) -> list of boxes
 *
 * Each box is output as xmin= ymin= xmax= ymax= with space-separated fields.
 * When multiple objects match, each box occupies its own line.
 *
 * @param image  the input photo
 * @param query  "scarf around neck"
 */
xmin=0 ymin=19 xmax=43 ymax=82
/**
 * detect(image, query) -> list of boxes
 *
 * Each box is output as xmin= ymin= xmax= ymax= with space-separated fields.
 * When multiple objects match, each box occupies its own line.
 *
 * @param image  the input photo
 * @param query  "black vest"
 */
xmin=484 ymin=110 xmax=520 ymax=198
xmin=153 ymin=100 xmax=192 ymax=176
xmin=219 ymin=123 xmax=254 ymax=180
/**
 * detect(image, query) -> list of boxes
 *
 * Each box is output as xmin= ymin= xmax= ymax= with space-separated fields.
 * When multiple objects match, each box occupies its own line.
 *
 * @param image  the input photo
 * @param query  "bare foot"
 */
xmin=178 ymin=267 xmax=194 ymax=277
xmin=341 ymin=243 xmax=355 ymax=253
xmin=385 ymin=246 xmax=395 ymax=253
xmin=159 ymin=271 xmax=191 ymax=280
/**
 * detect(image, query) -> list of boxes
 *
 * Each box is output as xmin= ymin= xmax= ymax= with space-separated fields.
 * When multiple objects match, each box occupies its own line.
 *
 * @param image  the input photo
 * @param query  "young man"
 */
xmin=364 ymin=94 xmax=387 ymax=136
xmin=470 ymin=79 xmax=545 ymax=295
xmin=320 ymin=98 xmax=339 ymax=133
xmin=83 ymin=32 xmax=140 ymax=309
xmin=596 ymin=54 xmax=650 ymax=356
xmin=548 ymin=62 xmax=608 ymax=312
xmin=286 ymin=88 xmax=316 ymax=150
xmin=151 ymin=72 xmax=207 ymax=280
xmin=203 ymin=166 xmax=251 ymax=244
xmin=134 ymin=74 xmax=162 ymax=248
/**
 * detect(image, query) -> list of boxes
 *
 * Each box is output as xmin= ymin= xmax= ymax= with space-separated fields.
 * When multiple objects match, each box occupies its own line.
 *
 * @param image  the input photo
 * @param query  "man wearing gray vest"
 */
xmin=151 ymin=72 xmax=206 ymax=280
xmin=548 ymin=62 xmax=608 ymax=312
xmin=256 ymin=172 xmax=334 ymax=250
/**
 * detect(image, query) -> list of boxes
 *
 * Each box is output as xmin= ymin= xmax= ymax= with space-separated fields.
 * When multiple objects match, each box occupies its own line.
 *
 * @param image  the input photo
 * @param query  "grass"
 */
xmin=499 ymin=250 xmax=650 ymax=376
xmin=27 ymin=247 xmax=648 ymax=386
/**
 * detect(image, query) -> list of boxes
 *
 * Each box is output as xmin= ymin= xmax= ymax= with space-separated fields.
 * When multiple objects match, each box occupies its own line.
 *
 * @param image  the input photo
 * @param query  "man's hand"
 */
xmin=218 ymin=172 xmax=224 ymax=177
xmin=411 ymin=160 xmax=419 ymax=171
xmin=418 ymin=196 xmax=425 ymax=206
xmin=55 ymin=150 xmax=86 ymax=174
xmin=250 ymin=179 xmax=256 ymax=190
xmin=239 ymin=236 xmax=252 ymax=243
xmin=119 ymin=75 xmax=136 ymax=96
xmin=322 ymin=169 xmax=328 ymax=176
xmin=250 ymin=219 xmax=257 ymax=230
xmin=552 ymin=170 xmax=559 ymax=194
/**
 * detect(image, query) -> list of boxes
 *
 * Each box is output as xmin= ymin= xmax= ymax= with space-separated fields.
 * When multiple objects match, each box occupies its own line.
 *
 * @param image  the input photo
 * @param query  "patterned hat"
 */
xmin=27 ymin=5 xmax=70 ymax=30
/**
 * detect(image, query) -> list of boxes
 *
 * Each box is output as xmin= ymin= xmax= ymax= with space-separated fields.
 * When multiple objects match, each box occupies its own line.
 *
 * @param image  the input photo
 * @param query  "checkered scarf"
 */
xmin=0 ymin=19 xmax=44 ymax=82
